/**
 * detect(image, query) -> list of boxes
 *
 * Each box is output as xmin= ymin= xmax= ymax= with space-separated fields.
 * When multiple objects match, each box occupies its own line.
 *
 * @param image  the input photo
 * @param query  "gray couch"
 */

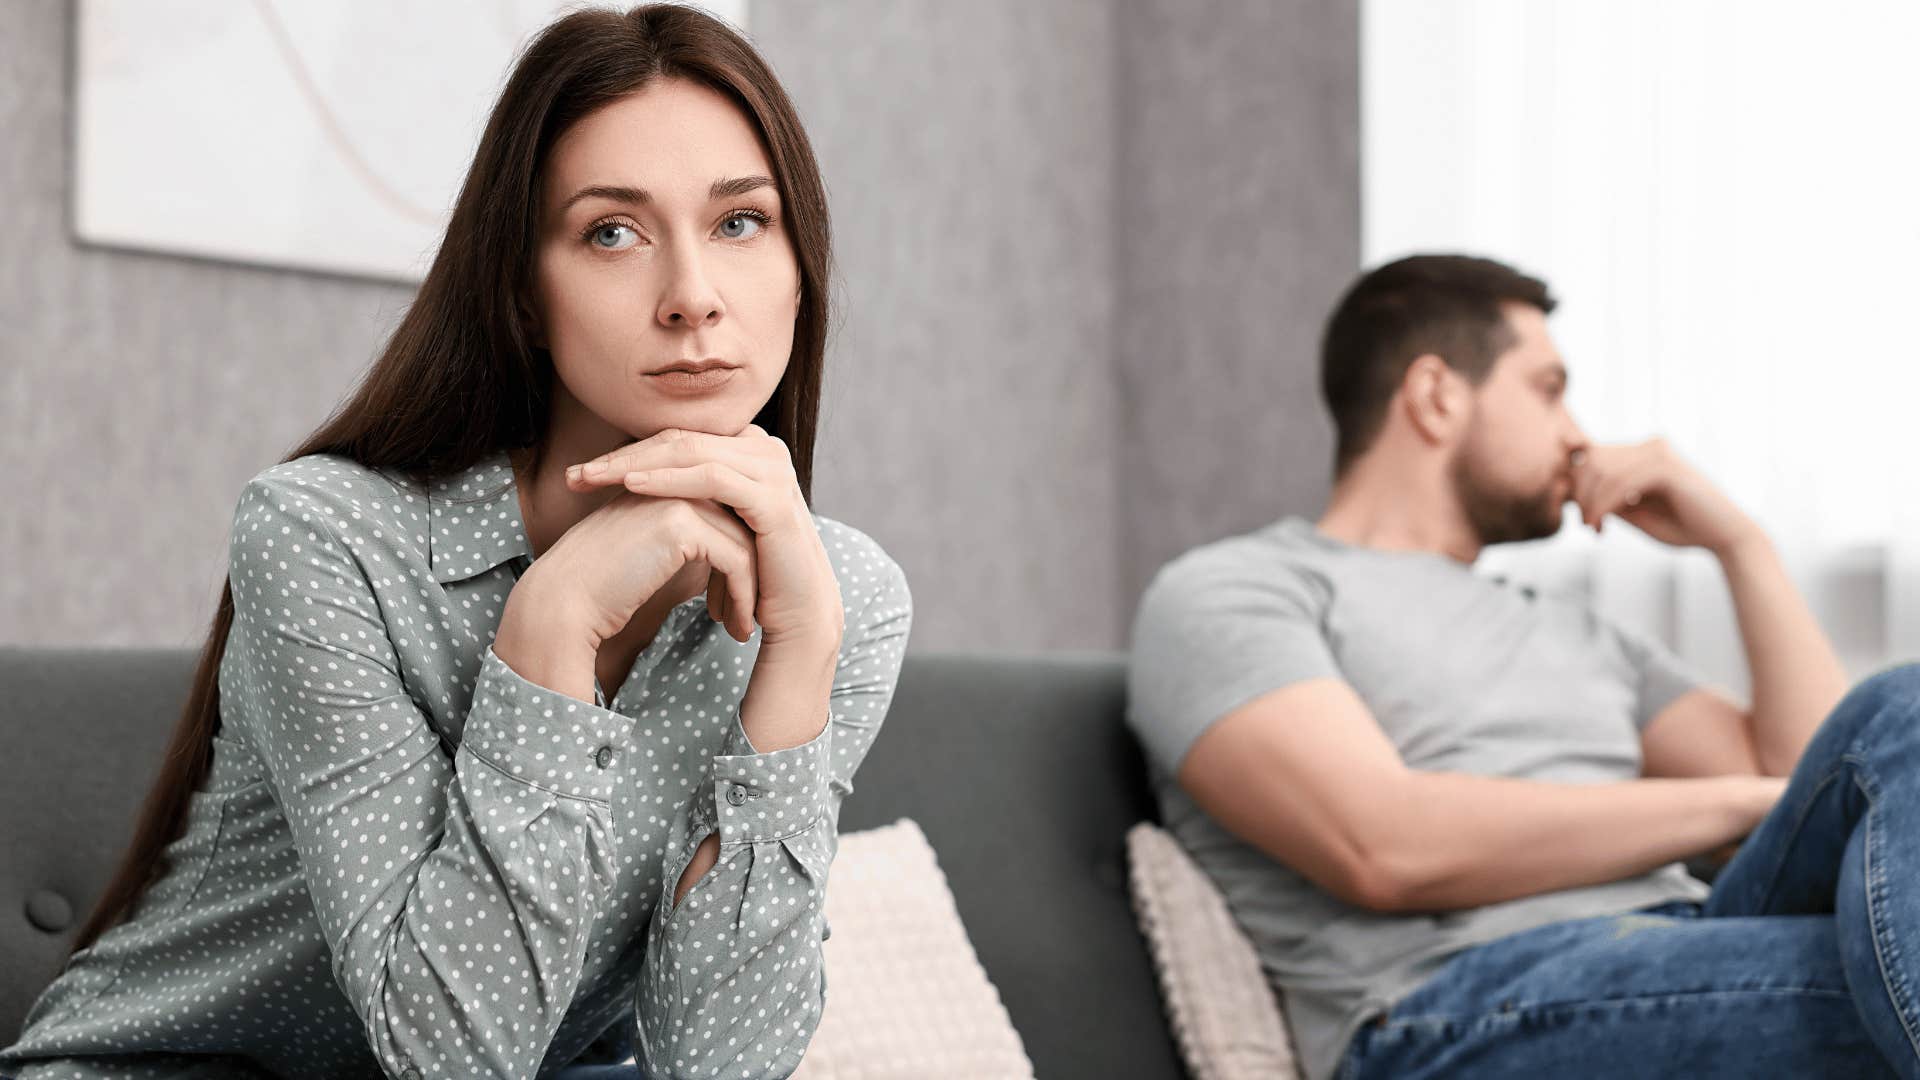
xmin=1 ymin=647 xmax=1183 ymax=1078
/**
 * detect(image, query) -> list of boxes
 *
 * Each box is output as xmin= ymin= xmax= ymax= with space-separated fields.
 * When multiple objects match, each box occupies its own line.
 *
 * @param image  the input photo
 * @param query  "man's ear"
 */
xmin=1400 ymin=353 xmax=1468 ymax=446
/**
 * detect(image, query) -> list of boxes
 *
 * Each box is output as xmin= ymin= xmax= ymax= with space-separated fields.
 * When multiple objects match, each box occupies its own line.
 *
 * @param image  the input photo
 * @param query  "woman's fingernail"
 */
xmin=624 ymin=471 xmax=649 ymax=487
xmin=565 ymin=465 xmax=581 ymax=481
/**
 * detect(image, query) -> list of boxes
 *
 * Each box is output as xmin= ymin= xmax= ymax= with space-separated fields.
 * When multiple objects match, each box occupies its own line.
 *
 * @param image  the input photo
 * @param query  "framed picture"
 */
xmin=73 ymin=0 xmax=750 ymax=283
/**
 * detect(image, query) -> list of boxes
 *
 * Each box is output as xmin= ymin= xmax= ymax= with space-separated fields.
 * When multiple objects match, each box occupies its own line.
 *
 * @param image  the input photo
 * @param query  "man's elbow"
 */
xmin=1331 ymin=865 xmax=1393 ymax=913
xmin=1337 ymin=816 xmax=1463 ymax=913
xmin=1331 ymin=844 xmax=1417 ymax=914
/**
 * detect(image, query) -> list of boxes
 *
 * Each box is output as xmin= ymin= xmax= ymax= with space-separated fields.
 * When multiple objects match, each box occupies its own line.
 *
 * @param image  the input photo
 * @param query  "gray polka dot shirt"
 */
xmin=0 ymin=449 xmax=912 ymax=1080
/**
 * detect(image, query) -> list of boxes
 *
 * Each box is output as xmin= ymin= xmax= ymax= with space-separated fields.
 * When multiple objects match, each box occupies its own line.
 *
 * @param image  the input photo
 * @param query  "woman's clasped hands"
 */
xmin=557 ymin=423 xmax=845 ymax=655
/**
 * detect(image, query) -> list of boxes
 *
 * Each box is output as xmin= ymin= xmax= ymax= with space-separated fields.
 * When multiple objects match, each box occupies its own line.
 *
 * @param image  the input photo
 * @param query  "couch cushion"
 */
xmin=1128 ymin=822 xmax=1301 ymax=1080
xmin=2 ymin=649 xmax=1178 ymax=1078
xmin=1 ymin=647 xmax=196 ymax=1040
xmin=794 ymin=818 xmax=1034 ymax=1078
xmin=838 ymin=652 xmax=1178 ymax=1078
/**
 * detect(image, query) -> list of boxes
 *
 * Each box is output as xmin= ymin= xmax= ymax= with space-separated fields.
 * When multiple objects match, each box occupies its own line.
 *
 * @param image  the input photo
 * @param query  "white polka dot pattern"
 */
xmin=0 ymin=450 xmax=912 ymax=1080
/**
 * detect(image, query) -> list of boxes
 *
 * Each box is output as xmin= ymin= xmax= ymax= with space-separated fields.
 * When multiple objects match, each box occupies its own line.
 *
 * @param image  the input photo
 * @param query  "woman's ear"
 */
xmin=516 ymin=291 xmax=548 ymax=350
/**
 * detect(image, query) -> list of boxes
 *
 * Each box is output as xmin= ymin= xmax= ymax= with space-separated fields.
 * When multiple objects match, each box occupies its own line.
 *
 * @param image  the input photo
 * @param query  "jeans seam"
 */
xmin=1749 ymin=767 xmax=1845 ymax=912
xmin=1379 ymin=984 xmax=1861 ymax=1034
xmin=1860 ymin=770 xmax=1920 ymax=1062
xmin=1745 ymin=679 xmax=1916 ymax=915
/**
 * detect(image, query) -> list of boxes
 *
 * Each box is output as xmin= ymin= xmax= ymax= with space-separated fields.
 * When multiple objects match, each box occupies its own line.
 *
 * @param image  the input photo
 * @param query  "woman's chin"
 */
xmin=625 ymin=403 xmax=767 ymax=441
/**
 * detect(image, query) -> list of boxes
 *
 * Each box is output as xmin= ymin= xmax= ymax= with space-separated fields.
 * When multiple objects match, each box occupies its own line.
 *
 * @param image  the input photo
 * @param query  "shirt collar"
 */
xmin=427 ymin=448 xmax=534 ymax=584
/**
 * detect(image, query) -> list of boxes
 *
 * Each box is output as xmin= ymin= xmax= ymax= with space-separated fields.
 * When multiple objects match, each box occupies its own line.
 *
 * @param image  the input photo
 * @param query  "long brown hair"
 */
xmin=70 ymin=3 xmax=832 ymax=956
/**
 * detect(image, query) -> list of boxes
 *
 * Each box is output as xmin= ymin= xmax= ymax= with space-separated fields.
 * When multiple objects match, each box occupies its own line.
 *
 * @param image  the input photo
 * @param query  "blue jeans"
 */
xmin=1336 ymin=664 xmax=1920 ymax=1079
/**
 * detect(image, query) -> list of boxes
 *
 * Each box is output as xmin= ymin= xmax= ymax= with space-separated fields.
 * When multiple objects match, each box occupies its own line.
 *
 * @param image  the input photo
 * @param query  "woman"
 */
xmin=0 ymin=7 xmax=909 ymax=1079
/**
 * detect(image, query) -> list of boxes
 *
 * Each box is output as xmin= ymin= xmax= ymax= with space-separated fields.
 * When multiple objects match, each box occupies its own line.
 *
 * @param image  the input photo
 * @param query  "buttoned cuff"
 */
xmin=700 ymin=708 xmax=834 ymax=845
xmin=459 ymin=644 xmax=633 ymax=804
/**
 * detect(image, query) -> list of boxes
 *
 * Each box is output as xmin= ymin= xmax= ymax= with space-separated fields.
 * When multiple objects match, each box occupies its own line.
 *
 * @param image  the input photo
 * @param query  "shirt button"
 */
xmin=593 ymin=745 xmax=615 ymax=769
xmin=725 ymin=783 xmax=748 ymax=806
xmin=400 ymin=1069 xmax=422 ymax=1080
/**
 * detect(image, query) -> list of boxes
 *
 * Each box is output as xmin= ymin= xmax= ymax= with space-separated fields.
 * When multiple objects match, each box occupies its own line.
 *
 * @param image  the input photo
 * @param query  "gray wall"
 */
xmin=1116 ymin=0 xmax=1356 ymax=606
xmin=757 ymin=1 xmax=1124 ymax=651
xmin=3 ymin=0 xmax=417 ymax=649
xmin=1 ymin=0 xmax=1356 ymax=652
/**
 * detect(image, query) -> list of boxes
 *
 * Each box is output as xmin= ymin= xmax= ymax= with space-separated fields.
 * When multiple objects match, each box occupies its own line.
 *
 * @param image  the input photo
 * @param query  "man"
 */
xmin=1126 ymin=254 xmax=1920 ymax=1079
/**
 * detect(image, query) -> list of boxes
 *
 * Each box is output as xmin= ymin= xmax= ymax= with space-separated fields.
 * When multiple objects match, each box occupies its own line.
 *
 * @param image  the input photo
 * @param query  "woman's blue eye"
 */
xmin=718 ymin=214 xmax=762 ymax=240
xmin=590 ymin=223 xmax=637 ymax=250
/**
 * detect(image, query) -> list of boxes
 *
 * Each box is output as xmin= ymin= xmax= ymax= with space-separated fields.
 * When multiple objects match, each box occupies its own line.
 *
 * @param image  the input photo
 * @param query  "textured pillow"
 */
xmin=1126 ymin=822 xmax=1303 ymax=1080
xmin=792 ymin=818 xmax=1035 ymax=1079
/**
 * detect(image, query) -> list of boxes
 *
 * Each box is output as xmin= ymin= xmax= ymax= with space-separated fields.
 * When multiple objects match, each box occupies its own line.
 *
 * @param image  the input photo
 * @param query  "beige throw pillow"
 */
xmin=792 ymin=818 xmax=1035 ymax=1079
xmin=1126 ymin=822 xmax=1303 ymax=1080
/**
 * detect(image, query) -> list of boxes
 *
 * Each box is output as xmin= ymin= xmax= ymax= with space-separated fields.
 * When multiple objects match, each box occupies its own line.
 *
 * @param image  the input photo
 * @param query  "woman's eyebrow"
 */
xmin=709 ymin=174 xmax=776 ymax=199
xmin=560 ymin=183 xmax=649 ymax=213
xmin=559 ymin=175 xmax=776 ymax=214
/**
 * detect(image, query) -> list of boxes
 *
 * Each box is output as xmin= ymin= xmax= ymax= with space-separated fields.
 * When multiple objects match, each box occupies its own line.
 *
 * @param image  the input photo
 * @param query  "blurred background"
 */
xmin=1366 ymin=0 xmax=1920 ymax=697
xmin=2 ymin=0 xmax=1912 ymax=695
xmin=0 ymin=0 xmax=1355 ymax=654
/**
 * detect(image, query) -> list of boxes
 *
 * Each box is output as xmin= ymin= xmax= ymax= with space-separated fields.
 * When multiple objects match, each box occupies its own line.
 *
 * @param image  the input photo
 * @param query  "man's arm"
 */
xmin=1641 ymin=688 xmax=1759 ymax=779
xmin=1178 ymin=676 xmax=1784 ymax=914
xmin=1573 ymin=438 xmax=1849 ymax=778
xmin=1715 ymin=531 xmax=1850 ymax=776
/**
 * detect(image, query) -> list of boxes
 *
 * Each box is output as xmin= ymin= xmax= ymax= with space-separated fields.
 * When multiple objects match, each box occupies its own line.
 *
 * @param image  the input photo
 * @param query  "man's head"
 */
xmin=1320 ymin=254 xmax=1590 ymax=545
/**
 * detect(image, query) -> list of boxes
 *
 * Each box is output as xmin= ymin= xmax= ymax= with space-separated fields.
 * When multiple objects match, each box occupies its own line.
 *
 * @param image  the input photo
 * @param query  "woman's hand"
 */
xmin=528 ymin=489 xmax=763 ymax=647
xmin=565 ymin=424 xmax=844 ymax=654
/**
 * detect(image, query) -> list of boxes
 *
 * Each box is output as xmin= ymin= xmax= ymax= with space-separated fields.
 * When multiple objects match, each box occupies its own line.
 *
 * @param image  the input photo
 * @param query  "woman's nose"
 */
xmin=657 ymin=252 xmax=723 ymax=328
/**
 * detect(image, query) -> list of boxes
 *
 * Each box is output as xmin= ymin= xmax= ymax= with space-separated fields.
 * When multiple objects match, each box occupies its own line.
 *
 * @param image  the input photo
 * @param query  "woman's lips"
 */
xmin=646 ymin=365 xmax=740 ymax=395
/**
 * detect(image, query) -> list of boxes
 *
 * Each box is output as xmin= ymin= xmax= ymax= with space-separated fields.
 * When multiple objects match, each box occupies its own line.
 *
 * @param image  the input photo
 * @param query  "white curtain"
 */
xmin=1362 ymin=0 xmax=1920 ymax=697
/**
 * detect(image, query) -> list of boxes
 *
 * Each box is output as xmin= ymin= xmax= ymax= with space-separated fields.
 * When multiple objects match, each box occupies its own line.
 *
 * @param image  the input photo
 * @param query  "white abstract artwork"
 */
xmin=74 ymin=0 xmax=751 ymax=283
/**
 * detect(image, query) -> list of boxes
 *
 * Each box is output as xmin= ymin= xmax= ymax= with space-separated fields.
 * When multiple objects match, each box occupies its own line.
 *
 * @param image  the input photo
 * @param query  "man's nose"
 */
xmin=1564 ymin=420 xmax=1591 ymax=465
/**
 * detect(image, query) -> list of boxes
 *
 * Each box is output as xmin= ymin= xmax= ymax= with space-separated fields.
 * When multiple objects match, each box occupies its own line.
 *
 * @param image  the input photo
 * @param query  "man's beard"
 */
xmin=1450 ymin=447 xmax=1566 ymax=547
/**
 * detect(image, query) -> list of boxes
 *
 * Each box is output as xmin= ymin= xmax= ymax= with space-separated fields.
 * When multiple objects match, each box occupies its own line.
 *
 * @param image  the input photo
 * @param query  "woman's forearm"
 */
xmin=499 ymin=566 xmax=843 ymax=905
xmin=491 ymin=567 xmax=602 ymax=703
xmin=737 ymin=636 xmax=839 ymax=751
xmin=673 ymin=634 xmax=839 ymax=906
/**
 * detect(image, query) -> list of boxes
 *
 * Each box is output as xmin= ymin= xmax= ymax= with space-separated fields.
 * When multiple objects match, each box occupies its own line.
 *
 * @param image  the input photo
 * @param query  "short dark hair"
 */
xmin=1320 ymin=253 xmax=1557 ymax=476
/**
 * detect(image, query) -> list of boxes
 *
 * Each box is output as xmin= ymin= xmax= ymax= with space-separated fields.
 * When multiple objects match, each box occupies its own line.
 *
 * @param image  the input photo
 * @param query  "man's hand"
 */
xmin=1570 ymin=438 xmax=1763 ymax=557
xmin=1576 ymin=440 xmax=1848 ymax=782
xmin=1699 ymin=774 xmax=1788 ymax=868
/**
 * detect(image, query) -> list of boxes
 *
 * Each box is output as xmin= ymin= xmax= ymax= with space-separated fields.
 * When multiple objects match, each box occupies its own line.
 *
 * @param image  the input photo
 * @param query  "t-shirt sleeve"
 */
xmin=1607 ymin=616 xmax=1708 ymax=731
xmin=1126 ymin=546 xmax=1341 ymax=776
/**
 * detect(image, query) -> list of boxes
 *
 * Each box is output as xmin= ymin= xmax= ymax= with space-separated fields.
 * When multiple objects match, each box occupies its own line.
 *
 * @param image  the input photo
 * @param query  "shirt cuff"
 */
xmin=459 ymin=644 xmax=634 ymax=804
xmin=702 ymin=708 xmax=834 ymax=844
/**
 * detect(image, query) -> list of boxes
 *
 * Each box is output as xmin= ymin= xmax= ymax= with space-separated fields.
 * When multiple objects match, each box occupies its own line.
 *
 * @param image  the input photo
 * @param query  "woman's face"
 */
xmin=530 ymin=77 xmax=799 ymax=443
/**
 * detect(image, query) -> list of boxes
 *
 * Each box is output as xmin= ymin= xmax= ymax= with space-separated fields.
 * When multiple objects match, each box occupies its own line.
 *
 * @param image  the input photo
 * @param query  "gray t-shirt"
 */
xmin=1126 ymin=516 xmax=1712 ymax=1080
